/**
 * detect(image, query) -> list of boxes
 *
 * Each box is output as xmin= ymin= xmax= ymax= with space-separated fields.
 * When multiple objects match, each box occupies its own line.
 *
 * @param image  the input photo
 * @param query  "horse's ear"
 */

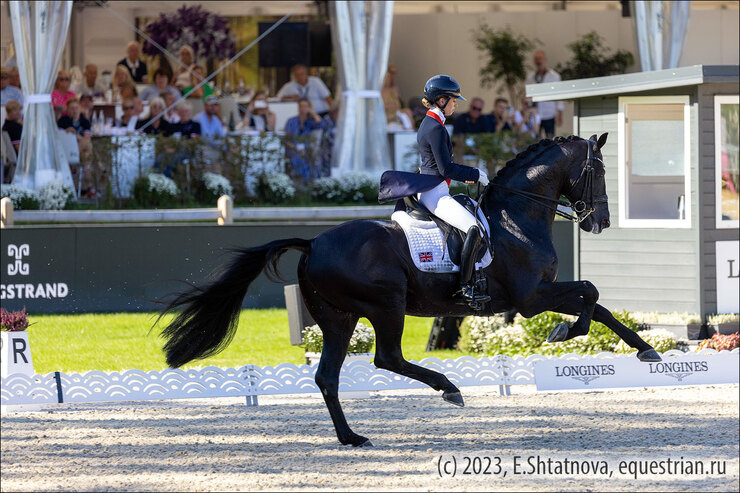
xmin=597 ymin=133 xmax=608 ymax=148
xmin=589 ymin=134 xmax=598 ymax=142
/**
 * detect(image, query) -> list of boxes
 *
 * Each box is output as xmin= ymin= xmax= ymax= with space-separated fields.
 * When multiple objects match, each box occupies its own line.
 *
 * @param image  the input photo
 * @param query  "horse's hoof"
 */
xmin=547 ymin=322 xmax=570 ymax=343
xmin=442 ymin=391 xmax=465 ymax=407
xmin=356 ymin=439 xmax=374 ymax=448
xmin=637 ymin=348 xmax=661 ymax=362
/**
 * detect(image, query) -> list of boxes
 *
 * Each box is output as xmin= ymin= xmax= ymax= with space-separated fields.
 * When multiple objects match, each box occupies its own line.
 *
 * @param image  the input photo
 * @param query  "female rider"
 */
xmin=417 ymin=75 xmax=491 ymax=309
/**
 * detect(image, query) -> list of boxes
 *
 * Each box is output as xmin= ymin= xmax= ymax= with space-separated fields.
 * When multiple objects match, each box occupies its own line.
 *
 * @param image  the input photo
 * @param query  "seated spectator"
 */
xmin=382 ymin=64 xmax=414 ymax=130
xmin=71 ymin=64 xmax=106 ymax=98
xmin=174 ymin=45 xmax=196 ymax=90
xmin=79 ymin=93 xmax=94 ymax=119
xmin=139 ymin=68 xmax=182 ymax=102
xmin=117 ymin=41 xmax=148 ymax=83
xmin=112 ymin=65 xmax=134 ymax=102
xmin=1 ymin=67 xmax=23 ymax=106
xmin=490 ymin=97 xmax=514 ymax=133
xmin=193 ymin=95 xmax=225 ymax=140
xmin=57 ymin=98 xmax=91 ymax=136
xmin=452 ymin=97 xmax=494 ymax=148
xmin=407 ymin=96 xmax=427 ymax=128
xmin=9 ymin=67 xmax=22 ymax=91
xmin=114 ymin=97 xmax=139 ymax=132
xmin=285 ymin=98 xmax=323 ymax=178
xmin=136 ymin=97 xmax=170 ymax=135
xmin=183 ymin=65 xmax=214 ymax=101
xmin=277 ymin=64 xmax=332 ymax=116
xmin=319 ymin=101 xmax=340 ymax=177
xmin=2 ymin=100 xmax=22 ymax=153
xmin=51 ymin=70 xmax=76 ymax=115
xmin=162 ymin=92 xmax=180 ymax=124
xmin=514 ymin=96 xmax=541 ymax=138
xmin=171 ymin=101 xmax=201 ymax=138
xmin=237 ymin=90 xmax=276 ymax=132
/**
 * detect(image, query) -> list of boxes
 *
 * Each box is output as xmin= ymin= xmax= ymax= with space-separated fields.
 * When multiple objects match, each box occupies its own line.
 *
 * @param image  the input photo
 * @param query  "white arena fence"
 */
xmin=2 ymin=350 xmax=737 ymax=408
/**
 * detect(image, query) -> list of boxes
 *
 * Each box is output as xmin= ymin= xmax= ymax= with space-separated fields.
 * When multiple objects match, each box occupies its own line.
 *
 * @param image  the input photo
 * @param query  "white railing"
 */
xmin=3 ymin=349 xmax=737 ymax=408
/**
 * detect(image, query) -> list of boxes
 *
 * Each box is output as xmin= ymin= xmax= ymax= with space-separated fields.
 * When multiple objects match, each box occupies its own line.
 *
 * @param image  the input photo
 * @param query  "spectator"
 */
xmin=452 ymin=97 xmax=493 ymax=147
xmin=8 ymin=67 xmax=22 ymax=91
xmin=277 ymin=64 xmax=332 ymax=116
xmin=114 ymin=97 xmax=139 ymax=132
xmin=1 ymin=67 xmax=23 ymax=106
xmin=79 ymin=93 xmax=94 ymax=120
xmin=490 ymin=97 xmax=514 ymax=133
xmin=319 ymin=101 xmax=340 ymax=177
xmin=112 ymin=65 xmax=134 ymax=101
xmin=117 ymin=84 xmax=144 ymax=117
xmin=57 ymin=98 xmax=91 ymax=136
xmin=162 ymin=92 xmax=180 ymax=124
xmin=51 ymin=70 xmax=76 ymax=115
xmin=382 ymin=64 xmax=415 ymax=130
xmin=71 ymin=64 xmax=106 ymax=98
xmin=117 ymin=41 xmax=148 ymax=83
xmin=136 ymin=97 xmax=170 ymax=135
xmin=183 ymin=65 xmax=214 ymax=101
xmin=514 ymin=95 xmax=541 ymax=139
xmin=174 ymin=45 xmax=196 ymax=90
xmin=139 ymin=68 xmax=181 ymax=102
xmin=194 ymin=95 xmax=225 ymax=140
xmin=525 ymin=50 xmax=563 ymax=138
xmin=171 ymin=101 xmax=201 ymax=138
xmin=284 ymin=98 xmax=323 ymax=178
xmin=2 ymin=100 xmax=22 ymax=153
xmin=237 ymin=90 xmax=276 ymax=132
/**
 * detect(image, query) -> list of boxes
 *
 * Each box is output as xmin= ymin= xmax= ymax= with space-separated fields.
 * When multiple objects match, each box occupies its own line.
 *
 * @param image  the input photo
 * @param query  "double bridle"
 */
xmin=486 ymin=140 xmax=608 ymax=223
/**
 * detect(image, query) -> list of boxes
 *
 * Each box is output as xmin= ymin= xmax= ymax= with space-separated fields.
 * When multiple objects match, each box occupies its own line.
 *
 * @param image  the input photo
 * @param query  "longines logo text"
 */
xmin=1 ymin=244 xmax=69 ymax=300
xmin=554 ymin=364 xmax=615 ymax=385
xmin=648 ymin=361 xmax=709 ymax=381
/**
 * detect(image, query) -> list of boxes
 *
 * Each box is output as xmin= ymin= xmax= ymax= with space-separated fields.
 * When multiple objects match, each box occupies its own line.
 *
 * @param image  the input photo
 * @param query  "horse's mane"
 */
xmin=492 ymin=135 xmax=585 ymax=184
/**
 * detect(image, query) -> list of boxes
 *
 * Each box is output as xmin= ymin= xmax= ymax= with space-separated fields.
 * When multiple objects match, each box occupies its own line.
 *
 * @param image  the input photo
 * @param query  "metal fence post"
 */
xmin=217 ymin=195 xmax=233 ymax=225
xmin=1 ymin=197 xmax=13 ymax=228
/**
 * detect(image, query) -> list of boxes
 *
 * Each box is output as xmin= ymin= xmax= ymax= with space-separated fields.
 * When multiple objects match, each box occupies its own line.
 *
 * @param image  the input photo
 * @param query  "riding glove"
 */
xmin=478 ymin=168 xmax=489 ymax=186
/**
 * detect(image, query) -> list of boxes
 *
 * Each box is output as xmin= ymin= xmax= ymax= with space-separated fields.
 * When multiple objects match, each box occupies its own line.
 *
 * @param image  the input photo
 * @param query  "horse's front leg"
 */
xmin=514 ymin=280 xmax=599 ymax=342
xmin=548 ymin=300 xmax=661 ymax=362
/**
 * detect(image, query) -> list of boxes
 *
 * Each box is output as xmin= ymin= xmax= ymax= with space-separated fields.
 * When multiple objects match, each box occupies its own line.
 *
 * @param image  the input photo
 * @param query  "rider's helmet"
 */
xmin=423 ymin=75 xmax=466 ymax=106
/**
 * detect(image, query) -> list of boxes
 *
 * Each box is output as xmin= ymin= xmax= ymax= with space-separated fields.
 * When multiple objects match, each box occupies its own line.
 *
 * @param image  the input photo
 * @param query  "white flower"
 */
xmin=311 ymin=177 xmax=342 ymax=201
xmin=37 ymin=181 xmax=75 ymax=210
xmin=264 ymin=172 xmax=295 ymax=200
xmin=303 ymin=322 xmax=375 ymax=354
xmin=1 ymin=184 xmax=39 ymax=209
xmin=146 ymin=173 xmax=178 ymax=197
xmin=338 ymin=173 xmax=375 ymax=202
xmin=629 ymin=312 xmax=702 ymax=324
xmin=614 ymin=328 xmax=679 ymax=354
xmin=203 ymin=172 xmax=233 ymax=197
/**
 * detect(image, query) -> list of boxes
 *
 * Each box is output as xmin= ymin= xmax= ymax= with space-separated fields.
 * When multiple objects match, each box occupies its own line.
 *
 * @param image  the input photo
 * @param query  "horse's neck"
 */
xmin=484 ymin=153 xmax=569 ymax=241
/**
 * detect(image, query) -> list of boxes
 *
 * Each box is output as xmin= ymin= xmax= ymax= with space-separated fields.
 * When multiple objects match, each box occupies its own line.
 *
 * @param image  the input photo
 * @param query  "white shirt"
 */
xmin=514 ymin=110 xmax=542 ymax=137
xmin=276 ymin=75 xmax=331 ymax=114
xmin=429 ymin=106 xmax=446 ymax=124
xmin=525 ymin=68 xmax=564 ymax=120
xmin=71 ymin=79 xmax=108 ymax=97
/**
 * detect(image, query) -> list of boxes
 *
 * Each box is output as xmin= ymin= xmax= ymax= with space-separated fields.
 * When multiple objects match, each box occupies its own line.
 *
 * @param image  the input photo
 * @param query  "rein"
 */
xmin=486 ymin=141 xmax=607 ymax=224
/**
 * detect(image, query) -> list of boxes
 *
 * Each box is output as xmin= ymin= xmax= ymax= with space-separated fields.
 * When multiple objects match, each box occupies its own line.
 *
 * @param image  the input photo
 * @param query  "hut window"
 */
xmin=618 ymin=96 xmax=691 ymax=228
xmin=715 ymin=95 xmax=739 ymax=229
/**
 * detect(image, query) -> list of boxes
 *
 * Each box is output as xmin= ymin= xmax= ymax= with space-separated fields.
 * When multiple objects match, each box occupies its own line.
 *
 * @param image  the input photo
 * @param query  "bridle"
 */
xmin=485 ymin=140 xmax=608 ymax=223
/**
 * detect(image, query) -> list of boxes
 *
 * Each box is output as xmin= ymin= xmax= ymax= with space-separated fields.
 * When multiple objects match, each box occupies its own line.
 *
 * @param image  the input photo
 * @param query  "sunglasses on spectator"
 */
xmin=123 ymin=105 xmax=135 ymax=110
xmin=471 ymin=106 xmax=483 ymax=111
xmin=58 ymin=77 xmax=70 ymax=81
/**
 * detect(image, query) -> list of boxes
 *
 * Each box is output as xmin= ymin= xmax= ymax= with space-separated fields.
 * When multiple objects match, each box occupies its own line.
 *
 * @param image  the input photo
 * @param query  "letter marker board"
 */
xmin=534 ymin=353 xmax=739 ymax=391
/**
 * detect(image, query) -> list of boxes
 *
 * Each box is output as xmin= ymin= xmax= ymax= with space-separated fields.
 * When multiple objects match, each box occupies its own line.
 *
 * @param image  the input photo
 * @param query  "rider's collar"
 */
xmin=428 ymin=107 xmax=446 ymax=124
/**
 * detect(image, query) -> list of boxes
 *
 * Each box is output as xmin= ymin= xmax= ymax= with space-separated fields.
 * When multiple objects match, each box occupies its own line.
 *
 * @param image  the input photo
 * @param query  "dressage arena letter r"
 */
xmin=13 ymin=337 xmax=29 ymax=364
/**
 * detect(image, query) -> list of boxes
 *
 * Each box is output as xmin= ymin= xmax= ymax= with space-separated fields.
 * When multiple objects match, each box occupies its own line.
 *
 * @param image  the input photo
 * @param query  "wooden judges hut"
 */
xmin=528 ymin=65 xmax=739 ymax=319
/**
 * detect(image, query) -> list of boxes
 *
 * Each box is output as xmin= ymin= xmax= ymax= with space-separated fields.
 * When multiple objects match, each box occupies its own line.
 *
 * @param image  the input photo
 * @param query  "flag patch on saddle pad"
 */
xmin=418 ymin=252 xmax=433 ymax=262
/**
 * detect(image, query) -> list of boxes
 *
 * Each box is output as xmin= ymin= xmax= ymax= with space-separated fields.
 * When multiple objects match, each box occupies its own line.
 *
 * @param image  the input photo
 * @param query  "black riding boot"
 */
xmin=455 ymin=226 xmax=491 ymax=310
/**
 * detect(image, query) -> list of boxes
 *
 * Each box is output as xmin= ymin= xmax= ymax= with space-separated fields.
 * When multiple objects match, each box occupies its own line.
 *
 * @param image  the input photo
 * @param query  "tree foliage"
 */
xmin=555 ymin=31 xmax=634 ymax=80
xmin=472 ymin=24 xmax=537 ymax=103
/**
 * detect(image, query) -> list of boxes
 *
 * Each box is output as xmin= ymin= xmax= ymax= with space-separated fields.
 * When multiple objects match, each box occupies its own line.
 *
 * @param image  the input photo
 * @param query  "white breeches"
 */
xmin=418 ymin=181 xmax=492 ymax=268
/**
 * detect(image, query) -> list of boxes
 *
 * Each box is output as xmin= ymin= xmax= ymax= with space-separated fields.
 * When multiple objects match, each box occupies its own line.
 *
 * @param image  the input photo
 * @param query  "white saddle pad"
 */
xmin=391 ymin=205 xmax=492 ymax=274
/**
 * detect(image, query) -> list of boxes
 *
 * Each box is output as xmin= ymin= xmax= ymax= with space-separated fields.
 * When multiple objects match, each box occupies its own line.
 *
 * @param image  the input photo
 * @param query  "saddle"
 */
xmin=391 ymin=194 xmax=492 ymax=273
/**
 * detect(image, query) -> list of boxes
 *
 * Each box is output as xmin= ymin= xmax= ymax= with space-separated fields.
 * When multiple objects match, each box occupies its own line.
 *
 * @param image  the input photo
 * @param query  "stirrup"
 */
xmin=455 ymin=283 xmax=491 ymax=310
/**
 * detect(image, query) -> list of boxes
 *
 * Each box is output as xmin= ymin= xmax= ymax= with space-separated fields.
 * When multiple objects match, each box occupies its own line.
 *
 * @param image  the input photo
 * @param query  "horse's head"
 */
xmin=566 ymin=133 xmax=610 ymax=234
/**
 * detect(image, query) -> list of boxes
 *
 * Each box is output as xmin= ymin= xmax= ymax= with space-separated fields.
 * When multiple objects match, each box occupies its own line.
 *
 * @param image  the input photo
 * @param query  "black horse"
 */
xmin=159 ymin=134 xmax=661 ymax=447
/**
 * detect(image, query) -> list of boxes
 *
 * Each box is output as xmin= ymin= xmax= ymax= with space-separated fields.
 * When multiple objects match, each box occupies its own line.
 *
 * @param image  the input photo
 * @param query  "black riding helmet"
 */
xmin=424 ymin=75 xmax=466 ymax=110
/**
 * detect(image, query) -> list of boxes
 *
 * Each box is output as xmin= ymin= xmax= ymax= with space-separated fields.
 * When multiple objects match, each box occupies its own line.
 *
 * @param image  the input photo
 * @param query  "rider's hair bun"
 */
xmin=421 ymin=97 xmax=432 ymax=109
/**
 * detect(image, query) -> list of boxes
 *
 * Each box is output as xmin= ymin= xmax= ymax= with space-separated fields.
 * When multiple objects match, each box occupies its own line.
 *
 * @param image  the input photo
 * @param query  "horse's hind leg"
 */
xmin=369 ymin=309 xmax=464 ymax=407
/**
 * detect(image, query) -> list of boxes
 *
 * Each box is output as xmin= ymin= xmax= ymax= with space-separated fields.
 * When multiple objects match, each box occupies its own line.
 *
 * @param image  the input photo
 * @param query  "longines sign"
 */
xmin=534 ymin=353 xmax=739 ymax=391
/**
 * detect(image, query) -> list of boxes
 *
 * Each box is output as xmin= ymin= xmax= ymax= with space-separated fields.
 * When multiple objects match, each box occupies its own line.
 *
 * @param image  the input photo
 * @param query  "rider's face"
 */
xmin=440 ymin=97 xmax=457 ymax=117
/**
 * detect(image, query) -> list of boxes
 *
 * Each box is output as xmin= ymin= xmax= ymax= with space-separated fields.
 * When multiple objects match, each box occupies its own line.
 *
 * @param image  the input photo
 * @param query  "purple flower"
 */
xmin=0 ymin=307 xmax=32 ymax=332
xmin=143 ymin=4 xmax=236 ymax=59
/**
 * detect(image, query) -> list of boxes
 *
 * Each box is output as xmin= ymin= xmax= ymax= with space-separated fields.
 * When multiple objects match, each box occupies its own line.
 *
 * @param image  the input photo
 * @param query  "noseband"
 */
xmin=488 ymin=140 xmax=607 ymax=223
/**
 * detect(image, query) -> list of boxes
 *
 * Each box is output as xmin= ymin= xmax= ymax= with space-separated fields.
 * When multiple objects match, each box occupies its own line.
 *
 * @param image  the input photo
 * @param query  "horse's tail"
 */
xmin=158 ymin=238 xmax=312 ymax=368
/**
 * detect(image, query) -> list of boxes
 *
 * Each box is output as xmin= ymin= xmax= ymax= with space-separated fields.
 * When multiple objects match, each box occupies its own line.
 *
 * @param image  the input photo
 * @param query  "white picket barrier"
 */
xmin=1 ymin=349 xmax=737 ymax=408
